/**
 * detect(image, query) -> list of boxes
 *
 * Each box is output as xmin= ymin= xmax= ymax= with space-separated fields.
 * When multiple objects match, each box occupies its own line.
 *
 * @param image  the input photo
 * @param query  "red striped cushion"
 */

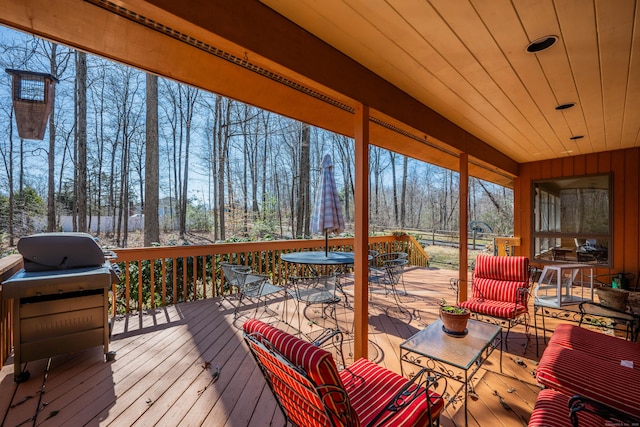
xmin=471 ymin=277 xmax=529 ymax=305
xmin=548 ymin=324 xmax=640 ymax=369
xmin=459 ymin=298 xmax=527 ymax=319
xmin=243 ymin=319 xmax=356 ymax=426
xmin=528 ymin=389 xmax=606 ymax=427
xmin=340 ymin=358 xmax=443 ymax=426
xmin=250 ymin=342 xmax=333 ymax=426
xmin=537 ymin=344 xmax=640 ymax=418
xmin=474 ymin=255 xmax=530 ymax=282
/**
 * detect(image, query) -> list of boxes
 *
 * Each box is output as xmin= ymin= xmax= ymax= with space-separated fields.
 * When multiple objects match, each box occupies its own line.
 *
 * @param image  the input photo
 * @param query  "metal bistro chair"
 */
xmin=219 ymin=262 xmax=248 ymax=306
xmin=371 ymin=252 xmax=408 ymax=289
xmin=232 ymin=267 xmax=285 ymax=319
xmin=373 ymin=251 xmax=408 ymax=266
xmin=368 ymin=258 xmax=409 ymax=313
xmin=287 ymin=274 xmax=345 ymax=348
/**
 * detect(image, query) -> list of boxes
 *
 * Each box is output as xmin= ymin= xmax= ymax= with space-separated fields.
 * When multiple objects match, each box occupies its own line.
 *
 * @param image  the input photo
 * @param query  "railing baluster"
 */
xmin=172 ymin=258 xmax=177 ymax=304
xmin=182 ymin=257 xmax=188 ymax=302
xmin=150 ymin=259 xmax=155 ymax=308
xmin=138 ymin=260 xmax=143 ymax=311
xmin=192 ymin=256 xmax=197 ymax=301
xmin=162 ymin=258 xmax=167 ymax=306
xmin=125 ymin=261 xmax=131 ymax=313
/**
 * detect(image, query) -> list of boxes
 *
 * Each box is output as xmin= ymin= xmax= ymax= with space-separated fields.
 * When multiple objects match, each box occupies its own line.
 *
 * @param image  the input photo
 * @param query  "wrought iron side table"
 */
xmin=399 ymin=319 xmax=502 ymax=427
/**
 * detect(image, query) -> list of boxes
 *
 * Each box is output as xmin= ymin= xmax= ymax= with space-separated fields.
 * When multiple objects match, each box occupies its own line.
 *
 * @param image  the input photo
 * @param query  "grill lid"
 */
xmin=18 ymin=232 xmax=106 ymax=272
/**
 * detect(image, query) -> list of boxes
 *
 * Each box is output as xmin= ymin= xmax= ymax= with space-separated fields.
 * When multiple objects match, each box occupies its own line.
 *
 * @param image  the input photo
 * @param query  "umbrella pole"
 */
xmin=325 ymin=232 xmax=329 ymax=257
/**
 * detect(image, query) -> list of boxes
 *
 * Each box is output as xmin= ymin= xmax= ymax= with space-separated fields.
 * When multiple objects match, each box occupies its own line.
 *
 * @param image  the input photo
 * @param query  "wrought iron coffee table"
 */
xmin=399 ymin=318 xmax=502 ymax=426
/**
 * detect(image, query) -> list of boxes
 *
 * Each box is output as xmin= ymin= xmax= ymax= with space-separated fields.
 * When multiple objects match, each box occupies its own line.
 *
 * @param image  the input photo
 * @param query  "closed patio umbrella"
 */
xmin=311 ymin=154 xmax=345 ymax=256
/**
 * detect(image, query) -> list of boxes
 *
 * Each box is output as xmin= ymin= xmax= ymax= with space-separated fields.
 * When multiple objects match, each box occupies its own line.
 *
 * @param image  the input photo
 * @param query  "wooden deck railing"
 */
xmin=0 ymin=234 xmax=428 ymax=367
xmin=110 ymin=234 xmax=429 ymax=316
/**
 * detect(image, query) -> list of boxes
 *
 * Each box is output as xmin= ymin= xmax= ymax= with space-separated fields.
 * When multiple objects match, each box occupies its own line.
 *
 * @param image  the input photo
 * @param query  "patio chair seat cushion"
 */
xmin=528 ymin=389 xmax=605 ymax=427
xmin=339 ymin=358 xmax=444 ymax=426
xmin=548 ymin=324 xmax=640 ymax=369
xmin=243 ymin=319 xmax=349 ymax=426
xmin=458 ymin=298 xmax=527 ymax=319
xmin=536 ymin=343 xmax=640 ymax=418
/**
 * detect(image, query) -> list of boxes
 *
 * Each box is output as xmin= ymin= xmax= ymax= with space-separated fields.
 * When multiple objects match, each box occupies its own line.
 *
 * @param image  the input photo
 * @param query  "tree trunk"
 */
xmin=180 ymin=120 xmax=190 ymax=238
xmin=295 ymin=123 xmax=310 ymax=238
xmin=47 ymin=44 xmax=58 ymax=232
xmin=217 ymin=96 xmax=226 ymax=240
xmin=179 ymin=86 xmax=198 ymax=238
xmin=390 ymin=152 xmax=399 ymax=226
xmin=144 ymin=73 xmax=160 ymax=246
xmin=75 ymin=51 xmax=88 ymax=232
xmin=210 ymin=96 xmax=220 ymax=240
xmin=401 ymin=156 xmax=408 ymax=228
xmin=8 ymin=111 xmax=14 ymax=246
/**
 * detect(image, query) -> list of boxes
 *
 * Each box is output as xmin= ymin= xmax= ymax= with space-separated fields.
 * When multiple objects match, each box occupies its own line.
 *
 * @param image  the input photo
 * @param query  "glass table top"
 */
xmin=400 ymin=319 xmax=501 ymax=370
xmin=280 ymin=251 xmax=356 ymax=265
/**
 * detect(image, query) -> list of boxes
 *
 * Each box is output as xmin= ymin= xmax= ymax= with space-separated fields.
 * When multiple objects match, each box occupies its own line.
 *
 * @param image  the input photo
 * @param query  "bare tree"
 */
xmin=295 ymin=123 xmax=310 ymax=238
xmin=109 ymin=65 xmax=144 ymax=246
xmin=37 ymin=41 xmax=72 ymax=231
xmin=400 ymin=155 xmax=408 ymax=228
xmin=217 ymin=96 xmax=231 ymax=240
xmin=75 ymin=50 xmax=88 ymax=232
xmin=144 ymin=73 xmax=159 ymax=245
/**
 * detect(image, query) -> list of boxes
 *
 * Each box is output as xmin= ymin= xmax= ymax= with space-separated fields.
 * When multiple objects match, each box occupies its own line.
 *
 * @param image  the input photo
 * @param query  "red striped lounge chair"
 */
xmin=243 ymin=318 xmax=444 ymax=427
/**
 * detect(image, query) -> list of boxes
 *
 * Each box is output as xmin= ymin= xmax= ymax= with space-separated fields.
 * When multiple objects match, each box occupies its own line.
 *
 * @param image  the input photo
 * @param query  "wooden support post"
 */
xmin=353 ymin=103 xmax=369 ymax=359
xmin=459 ymin=153 xmax=469 ymax=302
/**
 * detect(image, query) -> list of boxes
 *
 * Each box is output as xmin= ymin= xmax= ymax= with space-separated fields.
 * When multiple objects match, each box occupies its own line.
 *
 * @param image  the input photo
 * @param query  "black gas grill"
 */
xmin=1 ymin=233 xmax=119 ymax=382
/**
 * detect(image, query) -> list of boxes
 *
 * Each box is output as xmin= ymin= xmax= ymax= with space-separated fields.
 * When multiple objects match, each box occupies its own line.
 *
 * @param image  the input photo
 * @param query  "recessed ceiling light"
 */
xmin=570 ymin=135 xmax=584 ymax=140
xmin=555 ymin=102 xmax=576 ymax=110
xmin=526 ymin=36 xmax=558 ymax=53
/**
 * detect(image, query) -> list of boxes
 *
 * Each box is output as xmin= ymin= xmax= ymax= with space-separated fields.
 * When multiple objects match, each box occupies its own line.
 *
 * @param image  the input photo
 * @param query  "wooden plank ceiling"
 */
xmin=261 ymin=0 xmax=640 ymax=163
xmin=1 ymin=0 xmax=638 ymax=186
xmin=260 ymin=0 xmax=640 ymax=163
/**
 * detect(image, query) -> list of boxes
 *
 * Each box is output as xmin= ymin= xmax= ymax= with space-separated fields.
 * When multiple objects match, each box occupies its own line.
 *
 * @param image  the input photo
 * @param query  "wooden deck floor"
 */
xmin=0 ymin=266 xmax=577 ymax=426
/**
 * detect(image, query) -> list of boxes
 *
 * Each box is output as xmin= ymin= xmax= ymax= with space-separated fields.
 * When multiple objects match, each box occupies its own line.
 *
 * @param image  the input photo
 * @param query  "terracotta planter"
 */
xmin=440 ymin=307 xmax=470 ymax=337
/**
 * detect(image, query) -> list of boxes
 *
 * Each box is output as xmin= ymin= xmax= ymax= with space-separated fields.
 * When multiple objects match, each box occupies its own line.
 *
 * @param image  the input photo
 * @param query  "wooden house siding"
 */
xmin=514 ymin=147 xmax=640 ymax=279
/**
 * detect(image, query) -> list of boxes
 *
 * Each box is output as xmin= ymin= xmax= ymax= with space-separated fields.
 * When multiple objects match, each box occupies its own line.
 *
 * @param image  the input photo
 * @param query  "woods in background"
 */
xmin=0 ymin=29 xmax=513 ymax=249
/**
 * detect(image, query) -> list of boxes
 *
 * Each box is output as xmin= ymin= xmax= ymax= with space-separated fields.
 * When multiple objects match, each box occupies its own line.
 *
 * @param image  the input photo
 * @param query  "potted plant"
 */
xmin=439 ymin=299 xmax=471 ymax=337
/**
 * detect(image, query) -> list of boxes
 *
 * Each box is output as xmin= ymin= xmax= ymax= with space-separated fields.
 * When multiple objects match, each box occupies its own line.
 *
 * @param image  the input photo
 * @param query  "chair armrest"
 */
xmin=569 ymin=395 xmax=640 ymax=427
xmin=365 ymin=368 xmax=445 ymax=427
xmin=231 ymin=265 xmax=252 ymax=275
xmin=516 ymin=286 xmax=530 ymax=307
